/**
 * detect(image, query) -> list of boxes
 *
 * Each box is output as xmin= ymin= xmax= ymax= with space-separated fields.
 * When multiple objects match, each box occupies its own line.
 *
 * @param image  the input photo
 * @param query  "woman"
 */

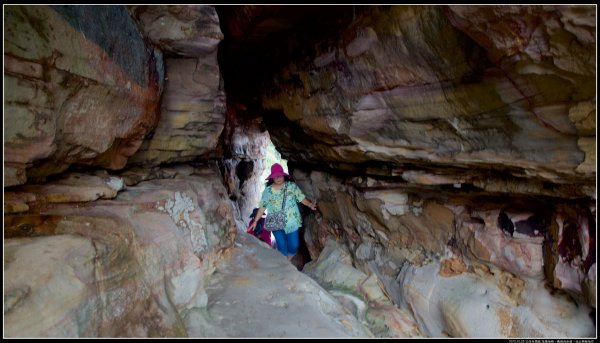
xmin=248 ymin=163 xmax=317 ymax=261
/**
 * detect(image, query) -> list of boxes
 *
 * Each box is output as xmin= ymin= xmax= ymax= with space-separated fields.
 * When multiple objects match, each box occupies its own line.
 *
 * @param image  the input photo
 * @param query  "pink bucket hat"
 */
xmin=265 ymin=163 xmax=289 ymax=180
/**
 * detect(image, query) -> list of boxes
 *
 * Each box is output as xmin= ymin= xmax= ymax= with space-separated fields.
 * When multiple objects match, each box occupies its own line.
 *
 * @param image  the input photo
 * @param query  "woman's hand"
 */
xmin=247 ymin=220 xmax=257 ymax=232
xmin=301 ymin=198 xmax=318 ymax=211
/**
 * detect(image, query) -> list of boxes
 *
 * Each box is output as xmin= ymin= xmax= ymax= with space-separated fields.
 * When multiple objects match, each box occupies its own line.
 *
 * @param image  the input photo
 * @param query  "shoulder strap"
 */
xmin=281 ymin=182 xmax=288 ymax=210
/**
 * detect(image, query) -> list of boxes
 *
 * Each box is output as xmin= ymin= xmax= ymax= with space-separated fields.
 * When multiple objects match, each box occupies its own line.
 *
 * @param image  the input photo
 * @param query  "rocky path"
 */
xmin=184 ymin=232 xmax=373 ymax=338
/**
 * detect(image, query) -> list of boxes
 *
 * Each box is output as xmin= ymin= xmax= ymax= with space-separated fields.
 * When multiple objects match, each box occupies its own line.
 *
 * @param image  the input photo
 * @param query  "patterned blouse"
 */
xmin=259 ymin=181 xmax=306 ymax=233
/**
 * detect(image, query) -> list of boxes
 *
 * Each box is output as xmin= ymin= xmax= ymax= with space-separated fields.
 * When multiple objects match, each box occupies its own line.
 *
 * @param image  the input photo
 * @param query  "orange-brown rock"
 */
xmin=439 ymin=258 xmax=468 ymax=277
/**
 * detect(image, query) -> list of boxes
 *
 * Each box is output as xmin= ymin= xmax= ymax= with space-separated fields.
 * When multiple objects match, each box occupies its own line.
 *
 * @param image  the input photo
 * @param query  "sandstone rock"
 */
xmin=4 ymin=6 xmax=162 ymax=185
xmin=304 ymin=239 xmax=422 ymax=337
xmin=398 ymin=261 xmax=595 ymax=337
xmin=128 ymin=5 xmax=223 ymax=57
xmin=3 ymin=168 xmax=236 ymax=337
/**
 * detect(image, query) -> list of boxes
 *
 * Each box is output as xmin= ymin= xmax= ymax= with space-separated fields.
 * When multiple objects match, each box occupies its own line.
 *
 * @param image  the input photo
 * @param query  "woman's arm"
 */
xmin=248 ymin=207 xmax=267 ymax=230
xmin=291 ymin=182 xmax=317 ymax=211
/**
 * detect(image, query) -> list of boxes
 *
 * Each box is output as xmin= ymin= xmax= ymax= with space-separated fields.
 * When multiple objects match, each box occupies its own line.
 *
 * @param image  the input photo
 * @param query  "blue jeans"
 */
xmin=272 ymin=229 xmax=299 ymax=257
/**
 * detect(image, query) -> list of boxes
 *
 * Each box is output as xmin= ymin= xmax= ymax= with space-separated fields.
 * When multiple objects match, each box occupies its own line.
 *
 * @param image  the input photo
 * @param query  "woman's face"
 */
xmin=273 ymin=176 xmax=285 ymax=185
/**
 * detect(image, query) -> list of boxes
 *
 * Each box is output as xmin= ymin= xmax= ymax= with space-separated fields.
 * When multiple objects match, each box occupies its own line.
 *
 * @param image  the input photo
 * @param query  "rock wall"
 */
xmin=4 ymin=165 xmax=236 ymax=337
xmin=295 ymin=169 xmax=595 ymax=337
xmin=4 ymin=5 xmax=163 ymax=186
xmin=258 ymin=6 xmax=594 ymax=197
xmin=126 ymin=5 xmax=226 ymax=165
xmin=219 ymin=103 xmax=271 ymax=222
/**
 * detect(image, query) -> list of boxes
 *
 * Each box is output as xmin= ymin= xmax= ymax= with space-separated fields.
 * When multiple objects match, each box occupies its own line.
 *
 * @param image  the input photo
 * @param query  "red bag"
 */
xmin=247 ymin=218 xmax=273 ymax=247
